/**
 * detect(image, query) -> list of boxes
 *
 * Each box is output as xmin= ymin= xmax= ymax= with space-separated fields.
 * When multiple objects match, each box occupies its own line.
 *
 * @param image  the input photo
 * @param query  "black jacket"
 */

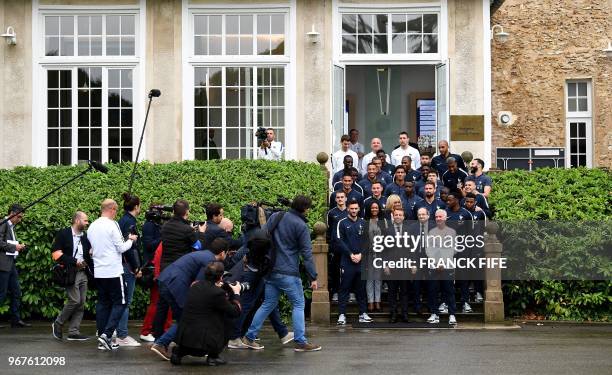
xmin=51 ymin=227 xmax=94 ymax=277
xmin=202 ymin=221 xmax=242 ymax=250
xmin=0 ymin=220 xmax=18 ymax=272
xmin=176 ymin=280 xmax=241 ymax=353
xmin=160 ymin=217 xmax=205 ymax=270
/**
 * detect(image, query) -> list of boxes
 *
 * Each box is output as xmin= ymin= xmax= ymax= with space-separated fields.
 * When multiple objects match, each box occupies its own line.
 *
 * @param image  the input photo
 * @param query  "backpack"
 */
xmin=259 ymin=211 xmax=286 ymax=275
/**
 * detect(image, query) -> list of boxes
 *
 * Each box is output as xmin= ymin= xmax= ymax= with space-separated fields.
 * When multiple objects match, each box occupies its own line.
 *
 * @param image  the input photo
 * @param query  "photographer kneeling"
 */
xmin=172 ymin=261 xmax=241 ymax=366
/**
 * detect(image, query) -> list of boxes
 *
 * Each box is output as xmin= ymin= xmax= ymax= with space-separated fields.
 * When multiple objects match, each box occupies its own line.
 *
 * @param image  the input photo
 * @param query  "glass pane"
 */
xmin=48 ymin=150 xmax=59 ymax=165
xmin=109 ymin=109 xmax=120 ymax=126
xmin=91 ymin=16 xmax=102 ymax=35
xmin=227 ymin=15 xmax=239 ymax=35
xmin=78 ymin=129 xmax=89 ymax=147
xmin=109 ymin=129 xmax=120 ymax=146
xmin=78 ymin=148 xmax=88 ymax=161
xmin=342 ymin=14 xmax=356 ymax=34
xmin=570 ymin=123 xmax=577 ymax=137
xmin=240 ymin=36 xmax=253 ymax=55
xmin=60 ymin=90 xmax=71 ymax=107
xmin=194 ymin=36 xmax=207 ymax=55
xmin=577 ymin=82 xmax=587 ymax=96
xmin=78 ymin=90 xmax=89 ymax=107
xmin=78 ymin=16 xmax=89 ymax=35
xmin=271 ymin=36 xmax=284 ymax=55
xmin=48 ymin=109 xmax=59 ymax=127
xmin=194 ymin=129 xmax=206 ymax=147
xmin=107 ymin=37 xmax=120 ymax=55
xmin=194 ymin=15 xmax=207 ymax=35
xmin=358 ymin=35 xmax=372 ymax=53
xmin=48 ymin=129 xmax=59 ymax=147
xmin=392 ymin=14 xmax=406 ymax=33
xmin=240 ymin=15 xmax=253 ymax=35
xmin=578 ymin=138 xmax=586 ymax=153
xmin=121 ymin=70 xmax=132 ymax=88
xmin=61 ymin=16 xmax=74 ymax=35
xmin=194 ymin=108 xmax=206 ymax=127
xmin=194 ymin=88 xmax=208 ymax=107
xmin=109 ymin=70 xmax=120 ymax=88
xmin=271 ymin=14 xmax=284 ymax=34
xmin=423 ymin=14 xmax=438 ymax=33
xmin=209 ymin=67 xmax=222 ymax=86
xmin=48 ymin=90 xmax=59 ymax=108
xmin=578 ymin=155 xmax=586 ymax=166
xmin=46 ymin=16 xmax=59 ymax=35
xmin=209 ymin=108 xmax=222 ymax=126
xmin=257 ymin=35 xmax=270 ymax=55
xmin=107 ymin=16 xmax=120 ymax=35
xmin=567 ymin=82 xmax=576 ymax=97
xmin=270 ymin=68 xmax=283 ymax=85
xmin=91 ymin=148 xmax=101 ymax=161
xmin=48 ymin=71 xmax=59 ymax=88
xmin=407 ymin=14 xmax=422 ymax=33
xmin=209 ymin=36 xmax=222 ymax=54
xmin=271 ymin=88 xmax=284 ymax=106
xmin=121 ymin=15 xmax=135 ymax=35
xmin=91 ymin=89 xmax=101 ymax=107
xmin=373 ymin=15 xmax=387 ymax=33
xmin=226 ymin=36 xmax=239 ymax=55
xmin=77 ymin=68 xmax=89 ymax=88
xmin=46 ymin=37 xmax=60 ymax=56
xmin=209 ymin=15 xmax=222 ymax=34
xmin=78 ymin=109 xmax=88 ymax=127
xmin=122 ymin=129 xmax=132 ymax=146
xmin=78 ymin=37 xmax=89 ymax=55
xmin=226 ymin=149 xmax=240 ymax=159
xmin=91 ymin=37 xmax=102 ymax=55
xmin=121 ymin=109 xmax=133 ymax=127
xmin=121 ymin=37 xmax=135 ymax=55
xmin=357 ymin=14 xmax=371 ymax=33
xmin=570 ymin=139 xmax=577 ymax=154
xmin=227 ymin=128 xmax=239 ymax=147
xmin=226 ymin=87 xmax=239 ymax=106
xmin=60 ymin=149 xmax=71 ymax=165
xmin=568 ymin=98 xmax=576 ymax=112
xmin=60 ymin=37 xmax=74 ymax=56
xmin=109 ymin=89 xmax=120 ymax=107
xmin=109 ymin=148 xmax=120 ymax=163
xmin=423 ymin=34 xmax=438 ymax=53
xmin=60 ymin=129 xmax=71 ymax=147
xmin=226 ymin=108 xmax=239 ymax=126
xmin=257 ymin=15 xmax=270 ymax=34
xmin=60 ymin=109 xmax=71 ymax=127
xmin=392 ymin=34 xmax=406 ymax=53
xmin=121 ymin=149 xmax=132 ymax=162
xmin=374 ymin=34 xmax=387 ymax=53
xmin=60 ymin=70 xmax=71 ymax=88
xmin=91 ymin=109 xmax=101 ymax=127
xmin=578 ymin=98 xmax=587 ymax=111
xmin=226 ymin=67 xmax=239 ymax=86
xmin=578 ymin=123 xmax=586 ymax=137
xmin=208 ymin=88 xmax=222 ymax=106
xmin=407 ymin=34 xmax=422 ymax=53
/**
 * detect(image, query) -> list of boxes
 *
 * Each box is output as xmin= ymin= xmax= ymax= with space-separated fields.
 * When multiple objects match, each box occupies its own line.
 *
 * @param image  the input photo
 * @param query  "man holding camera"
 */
xmin=150 ymin=238 xmax=228 ymax=361
xmin=172 ymin=261 xmax=242 ymax=366
xmin=0 ymin=204 xmax=30 ymax=328
xmin=258 ymin=128 xmax=284 ymax=161
xmin=51 ymin=211 xmax=92 ymax=340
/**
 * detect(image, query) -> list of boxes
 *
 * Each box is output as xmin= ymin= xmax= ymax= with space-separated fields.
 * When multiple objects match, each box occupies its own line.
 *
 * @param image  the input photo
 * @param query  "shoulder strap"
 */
xmin=267 ymin=211 xmax=286 ymax=235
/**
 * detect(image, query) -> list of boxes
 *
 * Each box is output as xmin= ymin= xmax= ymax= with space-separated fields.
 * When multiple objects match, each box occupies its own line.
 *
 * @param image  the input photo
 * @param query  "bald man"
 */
xmin=361 ymin=138 xmax=391 ymax=176
xmin=431 ymin=140 xmax=466 ymax=176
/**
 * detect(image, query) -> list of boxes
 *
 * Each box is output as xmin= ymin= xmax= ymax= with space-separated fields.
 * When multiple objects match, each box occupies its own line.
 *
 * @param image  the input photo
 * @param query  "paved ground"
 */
xmin=0 ymin=321 xmax=611 ymax=375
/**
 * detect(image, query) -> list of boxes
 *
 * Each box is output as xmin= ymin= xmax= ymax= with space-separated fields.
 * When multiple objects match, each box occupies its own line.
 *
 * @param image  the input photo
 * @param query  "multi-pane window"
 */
xmin=567 ymin=82 xmax=588 ymax=112
xmin=44 ymin=14 xmax=136 ymax=56
xmin=193 ymin=13 xmax=285 ymax=56
xmin=108 ymin=69 xmax=134 ymax=162
xmin=342 ymin=12 xmax=438 ymax=54
xmin=568 ymin=122 xmax=588 ymax=167
xmin=565 ymin=81 xmax=592 ymax=168
xmin=77 ymin=67 xmax=102 ymax=162
xmin=193 ymin=66 xmax=284 ymax=160
xmin=47 ymin=70 xmax=73 ymax=165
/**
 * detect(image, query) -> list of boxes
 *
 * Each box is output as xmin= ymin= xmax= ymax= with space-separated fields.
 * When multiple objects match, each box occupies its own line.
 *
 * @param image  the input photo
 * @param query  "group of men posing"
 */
xmin=328 ymin=131 xmax=492 ymax=325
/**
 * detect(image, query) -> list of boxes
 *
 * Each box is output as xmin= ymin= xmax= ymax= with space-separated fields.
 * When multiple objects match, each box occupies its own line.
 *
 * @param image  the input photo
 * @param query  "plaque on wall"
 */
xmin=450 ymin=115 xmax=485 ymax=141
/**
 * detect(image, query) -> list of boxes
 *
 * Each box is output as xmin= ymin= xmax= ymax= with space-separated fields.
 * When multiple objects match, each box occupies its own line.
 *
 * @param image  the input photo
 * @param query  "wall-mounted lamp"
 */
xmin=1 ymin=26 xmax=17 ymax=45
xmin=306 ymin=24 xmax=320 ymax=44
xmin=603 ymin=41 xmax=612 ymax=59
xmin=491 ymin=24 xmax=509 ymax=43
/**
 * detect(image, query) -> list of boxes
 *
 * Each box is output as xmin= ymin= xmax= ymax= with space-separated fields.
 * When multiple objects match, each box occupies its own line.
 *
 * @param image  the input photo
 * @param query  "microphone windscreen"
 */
xmin=149 ymin=89 xmax=161 ymax=97
xmin=89 ymin=160 xmax=109 ymax=174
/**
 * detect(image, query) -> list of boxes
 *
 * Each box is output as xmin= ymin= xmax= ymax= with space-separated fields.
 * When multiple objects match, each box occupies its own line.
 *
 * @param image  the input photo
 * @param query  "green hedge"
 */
xmin=490 ymin=167 xmax=612 ymax=321
xmin=0 ymin=160 xmax=328 ymax=320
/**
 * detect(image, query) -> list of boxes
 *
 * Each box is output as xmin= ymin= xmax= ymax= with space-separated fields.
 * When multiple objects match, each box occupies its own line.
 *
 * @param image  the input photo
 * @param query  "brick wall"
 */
xmin=491 ymin=0 xmax=611 ymax=168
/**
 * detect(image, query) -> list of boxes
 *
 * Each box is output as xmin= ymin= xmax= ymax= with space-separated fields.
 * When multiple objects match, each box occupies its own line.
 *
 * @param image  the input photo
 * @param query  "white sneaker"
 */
xmin=227 ymin=338 xmax=248 ymax=349
xmin=280 ymin=332 xmax=294 ymax=345
xmin=332 ymin=293 xmax=338 ymax=302
xmin=427 ymin=314 xmax=440 ymax=324
xmin=475 ymin=292 xmax=484 ymax=302
xmin=359 ymin=313 xmax=373 ymax=323
xmin=115 ymin=336 xmax=141 ymax=347
xmin=139 ymin=334 xmax=155 ymax=342
xmin=463 ymin=302 xmax=473 ymax=313
xmin=449 ymin=315 xmax=457 ymax=325
xmin=438 ymin=302 xmax=447 ymax=313
xmin=337 ymin=314 xmax=346 ymax=326
xmin=349 ymin=293 xmax=356 ymax=302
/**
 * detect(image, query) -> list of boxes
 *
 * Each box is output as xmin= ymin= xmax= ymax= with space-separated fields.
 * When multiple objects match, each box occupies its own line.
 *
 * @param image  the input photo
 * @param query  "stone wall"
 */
xmin=491 ymin=0 xmax=612 ymax=168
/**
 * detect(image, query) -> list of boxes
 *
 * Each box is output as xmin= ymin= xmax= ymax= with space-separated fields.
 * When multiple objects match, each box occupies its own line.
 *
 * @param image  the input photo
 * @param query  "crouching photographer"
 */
xmin=172 ymin=261 xmax=241 ymax=366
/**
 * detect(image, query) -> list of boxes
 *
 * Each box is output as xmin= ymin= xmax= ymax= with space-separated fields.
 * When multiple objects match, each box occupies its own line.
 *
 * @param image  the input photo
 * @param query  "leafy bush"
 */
xmin=490 ymin=167 xmax=612 ymax=321
xmin=0 ymin=160 xmax=328 ymax=320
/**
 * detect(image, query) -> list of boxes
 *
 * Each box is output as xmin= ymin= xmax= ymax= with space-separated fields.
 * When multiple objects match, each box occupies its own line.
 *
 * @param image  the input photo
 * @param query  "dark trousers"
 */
xmin=152 ymin=291 xmax=170 ymax=338
xmin=427 ymin=270 xmax=456 ymax=315
xmin=412 ymin=278 xmax=423 ymax=312
xmin=338 ymin=265 xmax=366 ymax=315
xmin=231 ymin=271 xmax=288 ymax=340
xmin=0 ymin=264 xmax=21 ymax=323
xmin=459 ymin=280 xmax=470 ymax=304
xmin=388 ymin=280 xmax=409 ymax=315
xmin=328 ymin=248 xmax=341 ymax=296
xmin=95 ymin=276 xmax=127 ymax=337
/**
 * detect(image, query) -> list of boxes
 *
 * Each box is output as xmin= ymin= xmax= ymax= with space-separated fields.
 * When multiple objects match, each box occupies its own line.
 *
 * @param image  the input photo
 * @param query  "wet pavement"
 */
xmin=0 ymin=321 xmax=611 ymax=375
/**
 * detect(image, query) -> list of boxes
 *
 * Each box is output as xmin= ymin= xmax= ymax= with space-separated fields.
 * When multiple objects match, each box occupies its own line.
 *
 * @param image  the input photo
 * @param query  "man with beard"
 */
xmin=384 ymin=166 xmax=408 ymax=197
xmin=415 ymin=182 xmax=447 ymax=218
xmin=329 ymin=172 xmax=364 ymax=210
xmin=442 ymin=157 xmax=468 ymax=190
xmin=468 ymin=158 xmax=492 ymax=198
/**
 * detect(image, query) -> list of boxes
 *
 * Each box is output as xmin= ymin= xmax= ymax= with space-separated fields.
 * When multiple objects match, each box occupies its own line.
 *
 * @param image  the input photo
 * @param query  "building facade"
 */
xmin=0 ymin=0 xmax=609 ymax=170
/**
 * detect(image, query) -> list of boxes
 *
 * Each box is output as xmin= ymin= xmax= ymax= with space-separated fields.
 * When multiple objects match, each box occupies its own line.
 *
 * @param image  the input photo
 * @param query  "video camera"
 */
xmin=145 ymin=205 xmax=173 ymax=224
xmin=255 ymin=127 xmax=267 ymax=145
xmin=240 ymin=196 xmax=291 ymax=232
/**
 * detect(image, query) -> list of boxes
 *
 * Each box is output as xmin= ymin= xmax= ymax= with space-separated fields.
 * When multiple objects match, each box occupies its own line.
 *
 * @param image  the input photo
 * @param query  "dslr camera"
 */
xmin=255 ymin=127 xmax=268 ymax=146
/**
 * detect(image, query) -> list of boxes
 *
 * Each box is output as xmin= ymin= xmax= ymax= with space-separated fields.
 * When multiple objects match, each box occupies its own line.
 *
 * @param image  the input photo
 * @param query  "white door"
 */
xmin=332 ymin=63 xmax=346 ymax=154
xmin=435 ymin=62 xmax=449 ymax=149
xmin=566 ymin=119 xmax=593 ymax=168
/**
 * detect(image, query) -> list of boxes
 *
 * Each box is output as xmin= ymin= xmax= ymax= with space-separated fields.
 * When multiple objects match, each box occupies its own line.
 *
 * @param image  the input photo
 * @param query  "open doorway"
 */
xmin=344 ymin=65 xmax=437 ymax=155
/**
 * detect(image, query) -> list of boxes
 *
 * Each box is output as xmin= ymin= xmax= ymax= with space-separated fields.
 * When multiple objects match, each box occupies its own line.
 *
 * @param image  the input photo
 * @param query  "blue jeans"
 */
xmin=116 ymin=266 xmax=136 ymax=338
xmin=245 ymin=273 xmax=307 ymax=345
xmin=0 ymin=264 xmax=21 ymax=323
xmin=231 ymin=270 xmax=288 ymax=340
xmin=154 ymin=281 xmax=182 ymax=348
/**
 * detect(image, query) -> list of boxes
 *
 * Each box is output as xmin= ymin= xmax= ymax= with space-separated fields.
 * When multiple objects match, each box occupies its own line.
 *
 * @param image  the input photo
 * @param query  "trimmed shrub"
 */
xmin=0 ymin=160 xmax=328 ymax=319
xmin=490 ymin=167 xmax=612 ymax=321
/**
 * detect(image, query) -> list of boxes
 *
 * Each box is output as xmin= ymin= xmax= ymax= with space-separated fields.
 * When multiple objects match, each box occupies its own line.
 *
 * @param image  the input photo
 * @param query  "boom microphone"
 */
xmin=148 ymin=89 xmax=161 ymax=98
xmin=89 ymin=160 xmax=109 ymax=174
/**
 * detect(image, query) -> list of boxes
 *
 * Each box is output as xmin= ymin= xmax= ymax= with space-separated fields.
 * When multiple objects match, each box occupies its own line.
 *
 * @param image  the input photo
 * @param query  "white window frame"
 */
xmin=182 ymin=2 xmax=296 ymax=160
xmin=333 ymin=1 xmax=447 ymax=64
xmin=32 ymin=2 xmax=146 ymax=166
xmin=565 ymin=80 xmax=593 ymax=168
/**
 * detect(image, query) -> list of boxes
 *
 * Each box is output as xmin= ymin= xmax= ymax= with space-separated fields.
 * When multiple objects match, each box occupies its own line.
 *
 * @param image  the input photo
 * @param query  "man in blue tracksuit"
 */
xmin=329 ymin=172 xmax=364 ymax=210
xmin=415 ymin=182 xmax=447 ymax=218
xmin=335 ymin=200 xmax=373 ymax=325
xmin=400 ymin=181 xmax=423 ymax=220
